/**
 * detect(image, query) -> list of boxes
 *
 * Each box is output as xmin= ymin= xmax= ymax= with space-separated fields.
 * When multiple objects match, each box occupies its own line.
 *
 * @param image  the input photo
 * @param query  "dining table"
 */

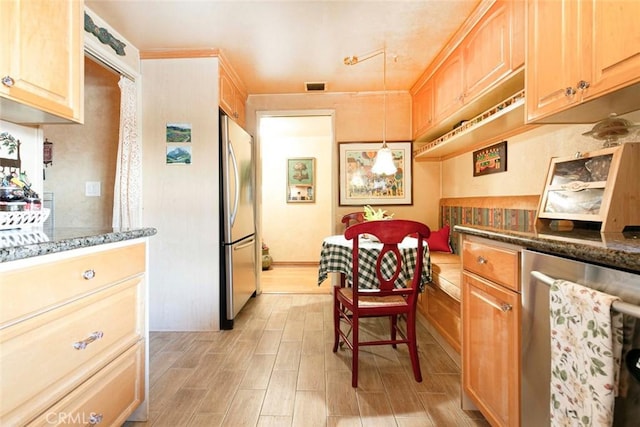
xmin=317 ymin=234 xmax=432 ymax=290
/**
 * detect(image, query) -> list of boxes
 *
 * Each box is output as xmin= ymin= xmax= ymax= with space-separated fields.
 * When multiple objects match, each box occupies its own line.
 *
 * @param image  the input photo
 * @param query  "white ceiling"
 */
xmin=85 ymin=0 xmax=481 ymax=95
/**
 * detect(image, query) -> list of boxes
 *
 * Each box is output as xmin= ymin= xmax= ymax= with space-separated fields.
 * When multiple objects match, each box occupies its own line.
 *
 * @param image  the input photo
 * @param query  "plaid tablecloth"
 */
xmin=318 ymin=235 xmax=432 ymax=291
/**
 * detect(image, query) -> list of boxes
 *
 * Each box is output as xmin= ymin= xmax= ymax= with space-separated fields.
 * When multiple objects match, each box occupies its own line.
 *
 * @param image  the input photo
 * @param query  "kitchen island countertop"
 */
xmin=0 ymin=227 xmax=157 ymax=263
xmin=454 ymin=225 xmax=640 ymax=273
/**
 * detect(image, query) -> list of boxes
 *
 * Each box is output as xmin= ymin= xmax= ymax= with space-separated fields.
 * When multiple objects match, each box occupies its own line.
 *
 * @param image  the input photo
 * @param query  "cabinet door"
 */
xmin=412 ymin=79 xmax=434 ymax=139
xmin=463 ymin=1 xmax=513 ymax=101
xmin=525 ymin=0 xmax=582 ymax=122
xmin=462 ymin=272 xmax=520 ymax=427
xmin=583 ymin=0 xmax=640 ymax=100
xmin=0 ymin=0 xmax=83 ymax=122
xmin=219 ymin=67 xmax=236 ymax=118
xmin=434 ymin=51 xmax=464 ymax=123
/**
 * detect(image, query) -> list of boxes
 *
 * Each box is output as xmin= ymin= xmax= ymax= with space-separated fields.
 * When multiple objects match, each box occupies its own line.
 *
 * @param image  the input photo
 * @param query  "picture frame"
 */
xmin=287 ymin=157 xmax=315 ymax=203
xmin=339 ymin=141 xmax=412 ymax=206
xmin=473 ymin=140 xmax=507 ymax=177
xmin=166 ymin=145 xmax=192 ymax=164
xmin=166 ymin=123 xmax=192 ymax=142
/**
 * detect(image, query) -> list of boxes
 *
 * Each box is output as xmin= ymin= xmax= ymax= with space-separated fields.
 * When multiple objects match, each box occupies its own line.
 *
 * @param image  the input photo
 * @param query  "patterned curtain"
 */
xmin=112 ymin=76 xmax=142 ymax=228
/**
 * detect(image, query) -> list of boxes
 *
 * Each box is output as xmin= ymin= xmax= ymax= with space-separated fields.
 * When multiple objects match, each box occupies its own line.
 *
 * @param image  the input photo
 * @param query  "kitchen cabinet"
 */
xmin=412 ymin=0 xmax=526 ymax=159
xmin=411 ymin=79 xmax=434 ymax=139
xmin=526 ymin=0 xmax=640 ymax=123
xmin=462 ymin=236 xmax=520 ymax=427
xmin=0 ymin=240 xmax=147 ymax=425
xmin=219 ymin=62 xmax=247 ymax=127
xmin=537 ymin=142 xmax=640 ymax=232
xmin=0 ymin=0 xmax=84 ymax=124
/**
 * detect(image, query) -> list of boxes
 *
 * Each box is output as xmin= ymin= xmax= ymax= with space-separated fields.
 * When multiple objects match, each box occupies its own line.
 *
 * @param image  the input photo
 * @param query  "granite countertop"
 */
xmin=0 ymin=227 xmax=157 ymax=263
xmin=454 ymin=225 xmax=640 ymax=273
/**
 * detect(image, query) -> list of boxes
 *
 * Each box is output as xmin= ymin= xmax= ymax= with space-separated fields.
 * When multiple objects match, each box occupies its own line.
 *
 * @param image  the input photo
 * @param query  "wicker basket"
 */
xmin=0 ymin=208 xmax=50 ymax=230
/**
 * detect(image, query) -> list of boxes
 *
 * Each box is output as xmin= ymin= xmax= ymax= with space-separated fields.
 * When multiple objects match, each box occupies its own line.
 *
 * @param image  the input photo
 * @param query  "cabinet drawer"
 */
xmin=0 ymin=243 xmax=145 ymax=326
xmin=462 ymin=240 xmax=520 ymax=291
xmin=27 ymin=342 xmax=145 ymax=427
xmin=0 ymin=278 xmax=142 ymax=426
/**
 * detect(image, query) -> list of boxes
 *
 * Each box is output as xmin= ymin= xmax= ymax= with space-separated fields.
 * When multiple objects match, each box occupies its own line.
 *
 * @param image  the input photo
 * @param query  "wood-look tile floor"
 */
xmin=125 ymin=270 xmax=488 ymax=427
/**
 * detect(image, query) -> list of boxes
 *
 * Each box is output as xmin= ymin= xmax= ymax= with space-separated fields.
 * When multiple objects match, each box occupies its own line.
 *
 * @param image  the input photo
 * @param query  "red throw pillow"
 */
xmin=426 ymin=225 xmax=453 ymax=253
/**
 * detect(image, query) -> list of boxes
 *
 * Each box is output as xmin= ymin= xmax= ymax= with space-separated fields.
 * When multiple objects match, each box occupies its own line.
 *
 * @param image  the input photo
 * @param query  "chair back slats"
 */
xmin=341 ymin=211 xmax=365 ymax=230
xmin=345 ymin=219 xmax=430 ymax=298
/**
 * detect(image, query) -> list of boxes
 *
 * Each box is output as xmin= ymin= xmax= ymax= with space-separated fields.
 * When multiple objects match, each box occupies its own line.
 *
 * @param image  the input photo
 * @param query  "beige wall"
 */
xmin=441 ymin=110 xmax=640 ymax=199
xmin=41 ymin=57 xmax=120 ymax=228
xmin=248 ymin=91 xmax=442 ymax=236
xmin=260 ymin=116 xmax=333 ymax=263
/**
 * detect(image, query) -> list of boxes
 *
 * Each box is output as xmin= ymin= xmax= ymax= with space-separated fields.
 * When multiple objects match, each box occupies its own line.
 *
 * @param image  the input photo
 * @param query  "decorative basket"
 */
xmin=0 ymin=208 xmax=50 ymax=230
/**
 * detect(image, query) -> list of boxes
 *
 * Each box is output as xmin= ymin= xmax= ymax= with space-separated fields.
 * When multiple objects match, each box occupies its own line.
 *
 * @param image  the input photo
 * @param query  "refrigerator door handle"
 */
xmin=234 ymin=237 xmax=255 ymax=251
xmin=228 ymin=140 xmax=240 ymax=228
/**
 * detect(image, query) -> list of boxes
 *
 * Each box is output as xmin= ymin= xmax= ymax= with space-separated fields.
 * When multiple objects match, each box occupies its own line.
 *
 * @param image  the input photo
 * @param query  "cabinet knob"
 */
xmin=88 ymin=413 xmax=104 ymax=425
xmin=564 ymin=87 xmax=577 ymax=97
xmin=476 ymin=256 xmax=487 ymax=264
xmin=83 ymin=269 xmax=96 ymax=280
xmin=73 ymin=331 xmax=104 ymax=350
xmin=1 ymin=76 xmax=15 ymax=87
xmin=577 ymin=80 xmax=590 ymax=91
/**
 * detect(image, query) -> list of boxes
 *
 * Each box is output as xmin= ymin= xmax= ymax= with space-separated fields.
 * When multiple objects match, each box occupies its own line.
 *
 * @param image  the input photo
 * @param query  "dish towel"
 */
xmin=550 ymin=279 xmax=624 ymax=427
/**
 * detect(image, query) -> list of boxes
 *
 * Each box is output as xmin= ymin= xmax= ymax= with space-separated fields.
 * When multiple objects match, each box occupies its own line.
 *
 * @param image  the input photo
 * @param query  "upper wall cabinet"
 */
xmin=526 ymin=0 xmax=640 ymax=124
xmin=412 ymin=0 xmax=526 ymax=160
xmin=0 ymin=0 xmax=84 ymax=124
xmin=219 ymin=63 xmax=247 ymax=127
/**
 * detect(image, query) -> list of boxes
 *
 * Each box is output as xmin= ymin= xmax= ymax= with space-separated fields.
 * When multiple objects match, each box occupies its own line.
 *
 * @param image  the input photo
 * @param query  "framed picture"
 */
xmin=166 ymin=145 xmax=192 ymax=164
xmin=473 ymin=140 xmax=507 ymax=176
xmin=339 ymin=141 xmax=412 ymax=206
xmin=287 ymin=157 xmax=315 ymax=203
xmin=166 ymin=123 xmax=192 ymax=142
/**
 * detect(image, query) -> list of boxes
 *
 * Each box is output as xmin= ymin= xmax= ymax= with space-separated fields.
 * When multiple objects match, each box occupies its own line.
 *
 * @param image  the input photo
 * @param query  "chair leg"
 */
xmin=333 ymin=287 xmax=340 ymax=353
xmin=352 ymin=315 xmax=359 ymax=388
xmin=390 ymin=315 xmax=398 ymax=348
xmin=406 ymin=312 xmax=422 ymax=382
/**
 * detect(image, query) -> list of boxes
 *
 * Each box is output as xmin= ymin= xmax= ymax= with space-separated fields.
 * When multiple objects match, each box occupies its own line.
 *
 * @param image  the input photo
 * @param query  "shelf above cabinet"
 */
xmin=414 ymin=89 xmax=534 ymax=161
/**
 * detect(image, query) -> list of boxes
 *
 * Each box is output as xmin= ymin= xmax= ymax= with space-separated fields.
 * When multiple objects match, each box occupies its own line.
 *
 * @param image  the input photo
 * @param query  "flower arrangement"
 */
xmin=363 ymin=205 xmax=394 ymax=221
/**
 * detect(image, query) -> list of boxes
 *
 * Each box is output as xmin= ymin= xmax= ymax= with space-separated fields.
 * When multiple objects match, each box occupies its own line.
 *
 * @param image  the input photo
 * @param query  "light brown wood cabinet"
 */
xmin=219 ymin=63 xmax=247 ymax=127
xmin=526 ymin=0 xmax=640 ymax=123
xmin=412 ymin=0 xmax=526 ymax=157
xmin=0 ymin=241 xmax=147 ymax=426
xmin=0 ymin=0 xmax=84 ymax=124
xmin=462 ymin=237 xmax=521 ymax=427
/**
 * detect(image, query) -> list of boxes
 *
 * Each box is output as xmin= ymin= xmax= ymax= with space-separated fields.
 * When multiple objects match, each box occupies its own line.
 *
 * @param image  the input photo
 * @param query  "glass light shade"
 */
xmin=371 ymin=146 xmax=397 ymax=175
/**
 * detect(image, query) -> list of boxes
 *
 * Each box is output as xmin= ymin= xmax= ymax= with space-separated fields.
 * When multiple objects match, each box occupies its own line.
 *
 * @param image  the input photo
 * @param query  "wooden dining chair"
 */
xmin=341 ymin=211 xmax=365 ymax=230
xmin=333 ymin=219 xmax=431 ymax=387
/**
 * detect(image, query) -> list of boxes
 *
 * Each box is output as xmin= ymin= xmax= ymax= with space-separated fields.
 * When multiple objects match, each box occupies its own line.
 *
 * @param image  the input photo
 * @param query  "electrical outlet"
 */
xmin=85 ymin=181 xmax=101 ymax=197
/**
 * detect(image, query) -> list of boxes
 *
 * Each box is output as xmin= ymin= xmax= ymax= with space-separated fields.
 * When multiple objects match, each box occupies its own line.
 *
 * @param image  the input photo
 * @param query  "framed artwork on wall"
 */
xmin=339 ymin=141 xmax=412 ymax=206
xmin=473 ymin=140 xmax=507 ymax=176
xmin=287 ymin=157 xmax=315 ymax=203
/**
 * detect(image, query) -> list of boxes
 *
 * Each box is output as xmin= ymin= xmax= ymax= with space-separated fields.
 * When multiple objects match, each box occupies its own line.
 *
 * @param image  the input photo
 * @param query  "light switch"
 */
xmin=85 ymin=181 xmax=101 ymax=197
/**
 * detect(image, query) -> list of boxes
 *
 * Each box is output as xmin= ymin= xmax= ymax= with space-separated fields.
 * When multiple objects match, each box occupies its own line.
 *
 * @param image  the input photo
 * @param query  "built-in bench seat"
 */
xmin=419 ymin=195 xmax=539 ymax=360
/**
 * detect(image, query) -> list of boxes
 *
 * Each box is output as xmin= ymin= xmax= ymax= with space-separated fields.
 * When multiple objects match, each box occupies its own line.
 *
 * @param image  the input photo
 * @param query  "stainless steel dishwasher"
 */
xmin=521 ymin=249 xmax=640 ymax=427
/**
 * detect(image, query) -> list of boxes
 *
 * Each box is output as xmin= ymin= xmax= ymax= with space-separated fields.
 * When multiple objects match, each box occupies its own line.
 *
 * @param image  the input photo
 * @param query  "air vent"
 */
xmin=305 ymin=82 xmax=326 ymax=92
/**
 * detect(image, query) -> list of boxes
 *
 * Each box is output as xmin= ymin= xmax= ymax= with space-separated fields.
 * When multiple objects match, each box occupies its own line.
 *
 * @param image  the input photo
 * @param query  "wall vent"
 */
xmin=305 ymin=82 xmax=326 ymax=92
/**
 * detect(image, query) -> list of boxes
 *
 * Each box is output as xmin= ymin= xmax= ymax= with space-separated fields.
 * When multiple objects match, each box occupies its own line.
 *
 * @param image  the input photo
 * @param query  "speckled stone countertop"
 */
xmin=0 ymin=227 xmax=157 ymax=263
xmin=454 ymin=225 xmax=640 ymax=273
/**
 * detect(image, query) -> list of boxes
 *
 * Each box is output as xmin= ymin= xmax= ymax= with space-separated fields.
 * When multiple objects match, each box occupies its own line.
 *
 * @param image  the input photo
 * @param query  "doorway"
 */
xmin=257 ymin=112 xmax=334 ymax=293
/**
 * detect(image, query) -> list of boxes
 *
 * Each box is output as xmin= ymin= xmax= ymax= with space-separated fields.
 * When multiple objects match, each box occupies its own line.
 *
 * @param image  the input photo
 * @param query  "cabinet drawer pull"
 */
xmin=576 ymin=80 xmax=590 ymax=91
xmin=471 ymin=290 xmax=512 ymax=312
xmin=73 ymin=331 xmax=104 ymax=350
xmin=564 ymin=86 xmax=576 ymax=97
xmin=476 ymin=256 xmax=487 ymax=264
xmin=89 ymin=413 xmax=104 ymax=425
xmin=1 ymin=75 xmax=14 ymax=87
xmin=83 ymin=269 xmax=96 ymax=280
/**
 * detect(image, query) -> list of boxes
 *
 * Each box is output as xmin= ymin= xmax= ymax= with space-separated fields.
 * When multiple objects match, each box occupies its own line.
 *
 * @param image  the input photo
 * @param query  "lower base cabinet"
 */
xmin=461 ymin=236 xmax=521 ymax=427
xmin=0 ymin=240 xmax=148 ymax=426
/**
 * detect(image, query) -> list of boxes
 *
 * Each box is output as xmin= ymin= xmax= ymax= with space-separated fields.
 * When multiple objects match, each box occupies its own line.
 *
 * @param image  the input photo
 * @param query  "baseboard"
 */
xmin=417 ymin=311 xmax=461 ymax=369
xmin=271 ymin=261 xmax=319 ymax=267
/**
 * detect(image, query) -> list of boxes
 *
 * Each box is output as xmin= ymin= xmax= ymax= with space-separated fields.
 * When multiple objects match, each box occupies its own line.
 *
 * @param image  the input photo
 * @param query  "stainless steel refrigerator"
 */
xmin=220 ymin=112 xmax=257 ymax=329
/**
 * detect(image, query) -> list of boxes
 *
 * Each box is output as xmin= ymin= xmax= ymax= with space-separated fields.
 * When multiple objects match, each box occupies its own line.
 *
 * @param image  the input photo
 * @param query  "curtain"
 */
xmin=112 ymin=76 xmax=142 ymax=228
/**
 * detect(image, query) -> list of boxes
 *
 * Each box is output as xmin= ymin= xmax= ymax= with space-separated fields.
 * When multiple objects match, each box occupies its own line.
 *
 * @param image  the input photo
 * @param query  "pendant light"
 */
xmin=344 ymin=47 xmax=397 ymax=176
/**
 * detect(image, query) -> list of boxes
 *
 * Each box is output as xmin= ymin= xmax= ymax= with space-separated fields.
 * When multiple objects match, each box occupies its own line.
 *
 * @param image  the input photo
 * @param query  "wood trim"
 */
xmin=440 ymin=195 xmax=539 ymax=210
xmin=140 ymin=48 xmax=221 ymax=59
xmin=271 ymin=261 xmax=319 ymax=267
